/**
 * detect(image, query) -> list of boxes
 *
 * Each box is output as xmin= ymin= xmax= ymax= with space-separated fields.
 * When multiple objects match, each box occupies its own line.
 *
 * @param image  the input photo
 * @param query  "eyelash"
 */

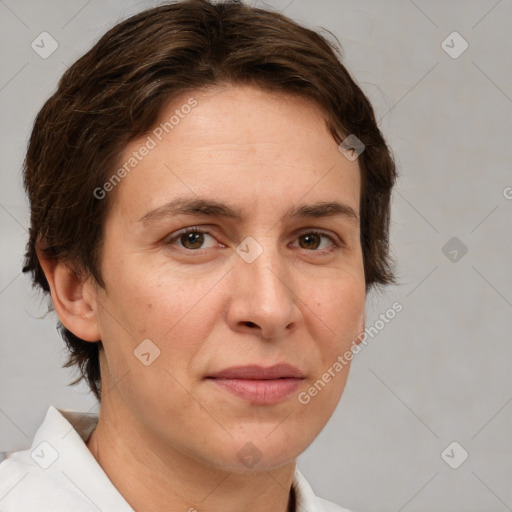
xmin=164 ymin=227 xmax=343 ymax=254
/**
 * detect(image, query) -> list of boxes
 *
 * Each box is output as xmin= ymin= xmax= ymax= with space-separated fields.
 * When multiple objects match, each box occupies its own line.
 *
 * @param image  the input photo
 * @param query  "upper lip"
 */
xmin=207 ymin=363 xmax=304 ymax=380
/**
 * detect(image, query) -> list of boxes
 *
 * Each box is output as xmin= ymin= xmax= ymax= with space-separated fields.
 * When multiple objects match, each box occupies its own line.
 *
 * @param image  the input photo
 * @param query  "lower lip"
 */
xmin=209 ymin=378 xmax=303 ymax=404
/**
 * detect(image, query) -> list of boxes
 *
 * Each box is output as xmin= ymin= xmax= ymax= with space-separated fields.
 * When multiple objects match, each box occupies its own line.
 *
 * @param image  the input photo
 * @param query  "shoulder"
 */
xmin=293 ymin=469 xmax=358 ymax=512
xmin=0 ymin=449 xmax=93 ymax=511
xmin=317 ymin=496 xmax=357 ymax=512
xmin=0 ymin=449 xmax=96 ymax=511
xmin=0 ymin=406 xmax=132 ymax=512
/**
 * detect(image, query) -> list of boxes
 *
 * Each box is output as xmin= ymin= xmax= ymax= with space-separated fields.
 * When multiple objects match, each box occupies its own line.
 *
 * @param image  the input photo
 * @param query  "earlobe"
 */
xmin=36 ymin=247 xmax=101 ymax=342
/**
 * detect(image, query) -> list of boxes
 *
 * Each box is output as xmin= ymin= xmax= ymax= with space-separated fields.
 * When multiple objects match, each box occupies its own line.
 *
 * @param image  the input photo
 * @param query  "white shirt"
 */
xmin=0 ymin=406 xmax=354 ymax=512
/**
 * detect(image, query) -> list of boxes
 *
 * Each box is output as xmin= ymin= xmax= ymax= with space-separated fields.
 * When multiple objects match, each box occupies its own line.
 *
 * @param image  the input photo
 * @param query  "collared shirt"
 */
xmin=0 ymin=406 xmax=355 ymax=511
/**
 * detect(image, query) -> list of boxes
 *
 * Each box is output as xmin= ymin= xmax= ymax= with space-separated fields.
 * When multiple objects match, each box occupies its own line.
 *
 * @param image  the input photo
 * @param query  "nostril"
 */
xmin=245 ymin=321 xmax=257 ymax=328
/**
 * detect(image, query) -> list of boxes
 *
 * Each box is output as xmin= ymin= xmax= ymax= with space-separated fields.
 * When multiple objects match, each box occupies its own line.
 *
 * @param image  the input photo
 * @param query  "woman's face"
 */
xmin=90 ymin=85 xmax=366 ymax=471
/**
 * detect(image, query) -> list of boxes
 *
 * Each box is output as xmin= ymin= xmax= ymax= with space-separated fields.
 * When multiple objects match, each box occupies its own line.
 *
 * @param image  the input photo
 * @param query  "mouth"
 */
xmin=206 ymin=364 xmax=305 ymax=405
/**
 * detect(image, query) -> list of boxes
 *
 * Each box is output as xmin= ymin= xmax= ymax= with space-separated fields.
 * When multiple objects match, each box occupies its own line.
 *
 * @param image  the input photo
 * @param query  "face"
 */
xmin=90 ymin=85 xmax=365 ymax=471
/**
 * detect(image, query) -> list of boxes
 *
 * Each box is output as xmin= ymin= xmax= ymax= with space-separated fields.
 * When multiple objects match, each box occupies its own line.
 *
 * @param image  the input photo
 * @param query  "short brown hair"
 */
xmin=23 ymin=0 xmax=397 ymax=402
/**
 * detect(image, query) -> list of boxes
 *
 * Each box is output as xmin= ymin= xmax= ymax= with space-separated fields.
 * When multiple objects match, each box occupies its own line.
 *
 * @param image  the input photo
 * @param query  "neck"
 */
xmin=86 ymin=399 xmax=296 ymax=512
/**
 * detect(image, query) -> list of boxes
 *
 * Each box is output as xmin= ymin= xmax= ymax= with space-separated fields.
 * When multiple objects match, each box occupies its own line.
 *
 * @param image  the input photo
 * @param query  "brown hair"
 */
xmin=23 ymin=0 xmax=397 ymax=402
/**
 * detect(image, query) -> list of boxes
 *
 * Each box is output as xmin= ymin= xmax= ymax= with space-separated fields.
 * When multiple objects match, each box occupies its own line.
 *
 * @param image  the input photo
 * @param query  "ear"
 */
xmin=354 ymin=309 xmax=366 ymax=345
xmin=36 ymin=247 xmax=101 ymax=342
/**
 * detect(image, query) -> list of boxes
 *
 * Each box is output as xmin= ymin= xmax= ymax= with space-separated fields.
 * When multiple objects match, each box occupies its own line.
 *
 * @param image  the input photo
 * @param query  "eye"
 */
xmin=292 ymin=230 xmax=341 ymax=253
xmin=165 ymin=227 xmax=220 ymax=251
xmin=164 ymin=227 xmax=342 ymax=254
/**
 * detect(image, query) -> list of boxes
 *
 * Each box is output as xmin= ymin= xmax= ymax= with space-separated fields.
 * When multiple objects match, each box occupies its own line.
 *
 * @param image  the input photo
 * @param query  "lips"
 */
xmin=208 ymin=363 xmax=304 ymax=380
xmin=207 ymin=364 xmax=305 ymax=404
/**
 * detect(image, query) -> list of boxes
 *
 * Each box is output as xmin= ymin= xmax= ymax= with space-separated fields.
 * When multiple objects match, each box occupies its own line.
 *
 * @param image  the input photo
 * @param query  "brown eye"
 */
xmin=180 ymin=233 xmax=204 ymax=249
xmin=298 ymin=232 xmax=322 ymax=250
xmin=294 ymin=231 xmax=339 ymax=252
xmin=166 ymin=228 xmax=218 ymax=251
xmin=180 ymin=231 xmax=205 ymax=249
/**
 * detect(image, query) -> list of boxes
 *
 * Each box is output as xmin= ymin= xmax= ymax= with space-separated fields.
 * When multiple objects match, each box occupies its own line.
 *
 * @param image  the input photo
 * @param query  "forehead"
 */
xmin=110 ymin=85 xmax=360 ymax=222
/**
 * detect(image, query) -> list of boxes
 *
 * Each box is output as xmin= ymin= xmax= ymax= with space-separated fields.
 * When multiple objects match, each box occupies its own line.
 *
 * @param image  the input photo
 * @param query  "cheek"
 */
xmin=307 ymin=277 xmax=365 ymax=353
xmin=99 ymin=262 xmax=223 ymax=365
xmin=95 ymin=269 xmax=219 ymax=412
xmin=296 ymin=282 xmax=364 ymax=431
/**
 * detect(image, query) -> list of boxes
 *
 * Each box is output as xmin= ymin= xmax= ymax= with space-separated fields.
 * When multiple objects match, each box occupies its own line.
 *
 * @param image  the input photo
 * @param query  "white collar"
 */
xmin=0 ymin=405 xmax=353 ymax=512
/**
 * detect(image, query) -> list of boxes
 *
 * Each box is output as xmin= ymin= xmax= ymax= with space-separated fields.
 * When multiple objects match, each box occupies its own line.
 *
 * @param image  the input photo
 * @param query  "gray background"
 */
xmin=1 ymin=1 xmax=511 ymax=511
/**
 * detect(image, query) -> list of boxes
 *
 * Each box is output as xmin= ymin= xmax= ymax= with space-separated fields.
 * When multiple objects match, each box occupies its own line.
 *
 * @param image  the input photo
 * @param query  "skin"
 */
xmin=39 ymin=85 xmax=366 ymax=512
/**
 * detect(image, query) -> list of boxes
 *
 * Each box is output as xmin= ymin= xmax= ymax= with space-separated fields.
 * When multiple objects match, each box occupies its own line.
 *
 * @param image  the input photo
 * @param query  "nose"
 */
xmin=226 ymin=239 xmax=301 ymax=341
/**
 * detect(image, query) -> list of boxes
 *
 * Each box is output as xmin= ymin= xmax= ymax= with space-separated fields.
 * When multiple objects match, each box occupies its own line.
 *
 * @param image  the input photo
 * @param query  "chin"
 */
xmin=202 ymin=429 xmax=312 ymax=473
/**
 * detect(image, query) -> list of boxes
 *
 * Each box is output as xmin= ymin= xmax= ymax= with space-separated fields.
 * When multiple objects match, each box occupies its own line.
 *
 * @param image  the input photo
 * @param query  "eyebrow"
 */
xmin=138 ymin=197 xmax=359 ymax=226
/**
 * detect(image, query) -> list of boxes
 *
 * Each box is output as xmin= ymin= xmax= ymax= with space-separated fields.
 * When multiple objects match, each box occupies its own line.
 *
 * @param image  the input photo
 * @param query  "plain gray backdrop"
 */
xmin=1 ymin=1 xmax=511 ymax=511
